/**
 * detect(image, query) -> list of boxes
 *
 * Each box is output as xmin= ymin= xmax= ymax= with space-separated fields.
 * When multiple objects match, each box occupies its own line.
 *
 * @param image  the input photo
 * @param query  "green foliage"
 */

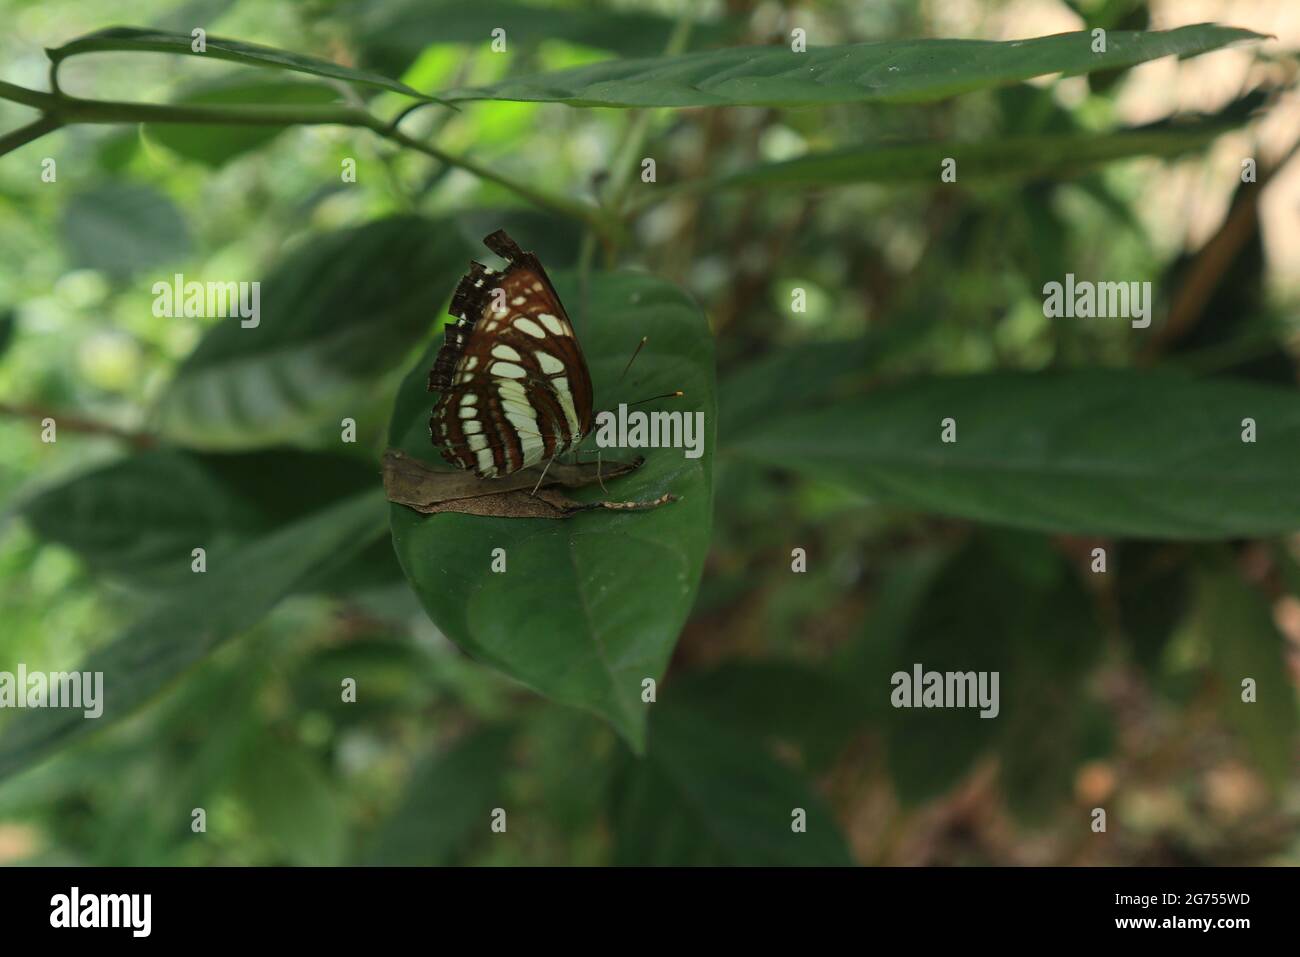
xmin=145 ymin=78 xmax=342 ymax=166
xmin=443 ymin=25 xmax=1263 ymax=107
xmin=0 ymin=1 xmax=1294 ymax=867
xmin=49 ymin=26 xmax=432 ymax=98
xmin=156 ymin=216 xmax=471 ymax=448
xmin=717 ymin=122 xmax=1250 ymax=189
xmin=60 ymin=183 xmax=192 ymax=276
xmin=729 ymin=371 xmax=1300 ymax=539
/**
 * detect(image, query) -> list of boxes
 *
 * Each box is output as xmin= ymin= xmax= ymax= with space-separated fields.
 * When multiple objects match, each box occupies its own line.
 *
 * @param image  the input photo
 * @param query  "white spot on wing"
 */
xmin=538 ymin=313 xmax=565 ymax=336
xmin=514 ymin=317 xmax=546 ymax=338
xmin=492 ymin=361 xmax=526 ymax=379
xmin=491 ymin=344 xmax=522 ymax=362
xmin=536 ymin=351 xmax=565 ymax=375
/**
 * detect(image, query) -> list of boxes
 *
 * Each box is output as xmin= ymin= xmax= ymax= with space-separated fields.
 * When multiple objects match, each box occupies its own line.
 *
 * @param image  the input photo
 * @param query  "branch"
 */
xmin=0 ymin=114 xmax=62 ymax=155
xmin=0 ymin=79 xmax=605 ymax=234
xmin=0 ymin=402 xmax=157 ymax=449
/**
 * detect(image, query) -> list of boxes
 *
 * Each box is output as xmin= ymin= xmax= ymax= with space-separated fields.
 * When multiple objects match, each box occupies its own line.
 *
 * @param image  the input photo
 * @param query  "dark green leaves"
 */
xmin=0 ymin=488 xmax=387 ymax=783
xmin=388 ymin=271 xmax=715 ymax=750
xmin=443 ymin=25 xmax=1264 ymax=108
xmin=729 ymin=370 xmax=1300 ymax=539
xmin=717 ymin=122 xmax=1246 ymax=190
xmin=610 ymin=704 xmax=852 ymax=865
xmin=49 ymin=26 xmax=430 ymax=99
xmin=155 ymin=216 xmax=471 ymax=448
xmin=60 ymin=183 xmax=191 ymax=275
xmin=19 ymin=448 xmax=380 ymax=588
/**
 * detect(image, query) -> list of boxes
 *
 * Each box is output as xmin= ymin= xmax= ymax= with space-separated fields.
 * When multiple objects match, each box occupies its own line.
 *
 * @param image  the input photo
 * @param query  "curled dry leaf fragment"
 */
xmin=382 ymin=449 xmax=676 ymax=519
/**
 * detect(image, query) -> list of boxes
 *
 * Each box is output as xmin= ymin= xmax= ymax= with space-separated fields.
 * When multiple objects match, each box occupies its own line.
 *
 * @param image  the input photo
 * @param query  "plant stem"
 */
xmin=0 ymin=79 xmax=606 ymax=235
xmin=0 ymin=402 xmax=156 ymax=449
xmin=0 ymin=114 xmax=62 ymax=155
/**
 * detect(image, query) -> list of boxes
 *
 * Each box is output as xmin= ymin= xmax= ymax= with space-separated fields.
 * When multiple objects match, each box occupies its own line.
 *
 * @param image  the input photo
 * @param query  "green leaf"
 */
xmin=0 ymin=488 xmax=387 ymax=783
xmin=717 ymin=122 xmax=1244 ymax=190
xmin=146 ymin=77 xmax=341 ymax=166
xmin=388 ymin=270 xmax=715 ymax=751
xmin=48 ymin=26 xmax=431 ymax=99
xmin=59 ymin=182 xmax=192 ymax=276
xmin=1192 ymin=569 xmax=1298 ymax=787
xmin=729 ymin=370 xmax=1300 ymax=540
xmin=609 ymin=704 xmax=852 ymax=865
xmin=155 ymin=215 xmax=471 ymax=449
xmin=366 ymin=726 xmax=515 ymax=865
xmin=442 ymin=25 xmax=1264 ymax=108
xmin=19 ymin=448 xmax=379 ymax=588
xmin=349 ymin=0 xmax=737 ymax=78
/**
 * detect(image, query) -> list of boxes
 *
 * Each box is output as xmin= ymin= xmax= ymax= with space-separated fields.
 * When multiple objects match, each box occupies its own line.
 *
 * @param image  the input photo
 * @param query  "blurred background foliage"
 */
xmin=0 ymin=0 xmax=1298 ymax=865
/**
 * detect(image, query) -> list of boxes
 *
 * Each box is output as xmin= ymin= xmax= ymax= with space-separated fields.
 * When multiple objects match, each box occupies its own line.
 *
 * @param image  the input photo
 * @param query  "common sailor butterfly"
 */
xmin=429 ymin=230 xmax=594 ymax=478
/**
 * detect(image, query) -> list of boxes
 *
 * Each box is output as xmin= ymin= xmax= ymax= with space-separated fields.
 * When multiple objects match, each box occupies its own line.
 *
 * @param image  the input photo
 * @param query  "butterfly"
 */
xmin=428 ymin=230 xmax=594 ymax=479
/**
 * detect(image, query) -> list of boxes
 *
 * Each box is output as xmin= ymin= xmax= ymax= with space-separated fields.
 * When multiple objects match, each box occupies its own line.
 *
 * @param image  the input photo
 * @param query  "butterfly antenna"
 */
xmin=597 ymin=449 xmax=608 ymax=494
xmin=621 ymin=336 xmax=649 ymax=380
xmin=629 ymin=390 xmax=684 ymax=406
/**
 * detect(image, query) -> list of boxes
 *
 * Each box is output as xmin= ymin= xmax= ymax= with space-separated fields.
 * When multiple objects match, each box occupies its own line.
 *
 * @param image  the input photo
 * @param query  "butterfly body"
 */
xmin=429 ymin=231 xmax=594 ymax=478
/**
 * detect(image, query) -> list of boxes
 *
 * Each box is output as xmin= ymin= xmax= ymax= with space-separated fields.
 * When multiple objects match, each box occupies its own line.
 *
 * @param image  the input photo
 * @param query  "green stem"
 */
xmin=0 ymin=79 xmax=605 ymax=235
xmin=0 ymin=114 xmax=62 ymax=155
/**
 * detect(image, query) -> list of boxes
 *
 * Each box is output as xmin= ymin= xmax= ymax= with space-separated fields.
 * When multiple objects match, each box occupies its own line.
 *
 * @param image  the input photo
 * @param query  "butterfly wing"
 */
xmin=430 ymin=231 xmax=594 ymax=478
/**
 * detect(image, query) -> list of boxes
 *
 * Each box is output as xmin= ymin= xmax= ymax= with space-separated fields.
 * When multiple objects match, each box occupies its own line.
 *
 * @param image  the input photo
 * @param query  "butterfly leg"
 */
xmin=530 ymin=454 xmax=558 ymax=497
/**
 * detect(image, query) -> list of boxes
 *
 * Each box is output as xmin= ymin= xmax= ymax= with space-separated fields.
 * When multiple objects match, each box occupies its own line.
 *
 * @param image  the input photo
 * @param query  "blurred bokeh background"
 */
xmin=0 ymin=0 xmax=1298 ymax=865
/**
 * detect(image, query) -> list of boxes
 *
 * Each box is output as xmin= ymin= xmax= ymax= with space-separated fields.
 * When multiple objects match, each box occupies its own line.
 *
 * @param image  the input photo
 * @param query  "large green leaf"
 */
xmin=19 ymin=448 xmax=379 ymax=587
xmin=728 ymin=370 xmax=1300 ymax=540
xmin=388 ymin=270 xmax=715 ymax=751
xmin=716 ymin=122 xmax=1245 ymax=190
xmin=442 ymin=25 xmax=1263 ymax=108
xmin=146 ymin=77 xmax=342 ymax=166
xmin=609 ymin=704 xmax=852 ymax=865
xmin=0 ymin=488 xmax=387 ymax=783
xmin=59 ymin=182 xmax=192 ymax=276
xmin=155 ymin=216 xmax=471 ymax=449
xmin=48 ymin=26 xmax=431 ymax=99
